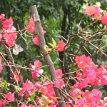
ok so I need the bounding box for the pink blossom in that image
[55,69,63,77]
[76,71,84,81]
[13,71,21,82]
[93,6,101,19]
[85,5,101,19]
[28,104,35,107]
[57,40,67,52]
[35,82,41,90]
[66,104,71,107]
[101,13,107,24]
[34,60,42,68]
[20,103,27,107]
[49,103,58,107]
[84,66,96,81]
[85,6,96,16]
[3,32,17,47]
[30,60,43,79]
[75,54,95,69]
[70,88,81,98]
[91,89,102,101]
[0,14,5,21]
[4,92,15,102]
[2,17,13,28]
[2,17,17,47]
[0,100,3,107]
[31,71,39,79]
[54,79,65,88]
[75,98,86,107]
[2,100,9,105]
[33,35,39,46]
[26,18,36,33]
[19,80,35,96]
[41,82,56,100]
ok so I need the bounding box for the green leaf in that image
[27,93,36,103]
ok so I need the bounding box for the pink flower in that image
[54,79,65,88]
[66,104,71,107]
[0,14,5,21]
[101,13,107,24]
[13,71,21,82]
[33,35,39,46]
[85,6,101,19]
[25,92,30,99]
[57,40,67,52]
[0,100,3,107]
[30,60,43,79]
[49,103,58,107]
[20,103,27,107]
[70,89,81,98]
[26,18,36,33]
[30,60,41,70]
[75,55,95,69]
[93,7,101,19]
[91,89,102,101]
[32,69,43,79]
[75,98,86,107]
[35,82,41,90]
[84,66,96,81]
[3,32,17,47]
[104,97,107,106]
[4,92,15,102]
[76,71,84,81]
[85,6,96,16]
[34,60,42,69]
[19,80,35,96]
[73,78,89,89]
[2,17,13,28]
[41,83,56,99]
[2,17,17,47]
[31,71,39,79]
[56,69,63,77]
[2,100,9,105]
[28,104,35,107]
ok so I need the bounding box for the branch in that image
[31,5,66,107]
[3,46,38,106]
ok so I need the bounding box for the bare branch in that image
[31,5,66,107]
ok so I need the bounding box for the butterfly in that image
[13,44,23,55]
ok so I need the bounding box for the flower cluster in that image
[85,5,107,24]
[70,88,107,107]
[30,60,44,79]
[0,14,17,47]
[0,92,15,106]
[74,55,107,89]
[19,80,36,97]
[66,54,107,107]
[26,17,67,52]
[26,18,46,46]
